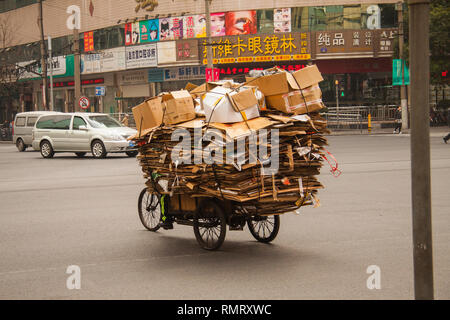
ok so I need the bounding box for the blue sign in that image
[95,86,106,96]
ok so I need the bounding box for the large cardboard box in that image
[160,90,196,125]
[132,97,164,133]
[292,64,324,89]
[266,84,324,114]
[203,86,260,123]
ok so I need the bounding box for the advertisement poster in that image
[225,10,257,35]
[139,19,159,42]
[210,12,225,37]
[184,15,206,38]
[125,22,140,45]
[274,8,291,33]
[125,43,157,69]
[159,17,183,40]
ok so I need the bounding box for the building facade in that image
[0,0,414,122]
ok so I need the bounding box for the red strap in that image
[321,148,341,177]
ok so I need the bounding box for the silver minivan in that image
[32,113,138,159]
[13,111,61,151]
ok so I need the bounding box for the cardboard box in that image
[132,97,164,134]
[252,71,299,96]
[203,86,260,123]
[266,84,324,114]
[160,90,196,125]
[189,82,220,98]
[292,64,324,89]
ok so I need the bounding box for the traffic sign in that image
[79,96,90,110]
[95,86,106,96]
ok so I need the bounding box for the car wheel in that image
[91,140,107,159]
[75,152,86,158]
[126,151,138,157]
[40,140,54,158]
[16,138,26,152]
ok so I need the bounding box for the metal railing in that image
[321,105,399,132]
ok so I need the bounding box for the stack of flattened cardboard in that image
[131,65,330,215]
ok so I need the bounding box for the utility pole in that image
[335,79,339,129]
[38,0,48,110]
[397,2,409,132]
[73,27,81,112]
[409,0,433,300]
[205,0,213,70]
[48,36,54,111]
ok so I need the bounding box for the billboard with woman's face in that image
[210,12,225,36]
[225,10,257,35]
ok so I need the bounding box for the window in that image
[36,115,72,130]
[257,10,274,33]
[26,117,38,127]
[291,7,309,32]
[72,116,87,130]
[87,115,122,128]
[93,26,124,51]
[15,117,26,127]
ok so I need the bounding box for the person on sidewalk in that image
[394,106,402,134]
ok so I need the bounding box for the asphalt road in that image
[0,134,448,299]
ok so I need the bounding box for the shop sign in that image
[47,78,104,88]
[118,70,148,85]
[17,55,74,80]
[216,63,306,76]
[316,29,397,56]
[175,39,199,61]
[200,32,311,64]
[392,59,410,86]
[163,66,206,81]
[84,31,94,52]
[81,47,126,74]
[125,43,157,69]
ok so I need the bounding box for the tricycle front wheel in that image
[248,215,280,243]
[138,188,162,232]
[193,199,226,251]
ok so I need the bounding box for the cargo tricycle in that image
[138,187,280,251]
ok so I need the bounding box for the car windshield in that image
[87,115,122,128]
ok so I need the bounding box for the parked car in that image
[13,111,62,151]
[32,113,138,159]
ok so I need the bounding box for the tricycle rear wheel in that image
[193,199,226,251]
[248,215,280,243]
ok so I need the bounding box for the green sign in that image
[392,59,410,86]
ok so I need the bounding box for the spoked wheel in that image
[138,188,161,232]
[193,199,226,251]
[247,215,280,243]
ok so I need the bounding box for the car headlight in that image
[107,134,124,141]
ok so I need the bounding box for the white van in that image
[32,113,138,159]
[13,111,61,151]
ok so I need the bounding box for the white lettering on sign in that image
[66,5,81,30]
[367,5,381,30]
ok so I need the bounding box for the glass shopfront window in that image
[319,72,399,107]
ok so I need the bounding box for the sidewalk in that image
[327,126,449,137]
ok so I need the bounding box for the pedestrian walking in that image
[393,106,402,134]
[443,133,450,144]
[121,114,129,127]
